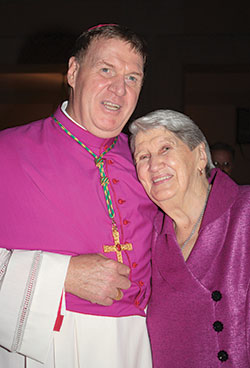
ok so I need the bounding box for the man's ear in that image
[67,57,79,88]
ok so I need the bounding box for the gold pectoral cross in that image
[103,221,133,263]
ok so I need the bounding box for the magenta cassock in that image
[0,105,158,318]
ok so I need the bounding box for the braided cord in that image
[52,116,118,219]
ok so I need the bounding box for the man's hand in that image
[64,253,131,306]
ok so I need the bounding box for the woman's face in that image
[134,127,205,206]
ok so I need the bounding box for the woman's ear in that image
[198,142,208,171]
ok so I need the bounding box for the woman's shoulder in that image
[229,184,250,217]
[236,184,250,202]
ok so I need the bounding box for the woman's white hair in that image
[129,109,214,177]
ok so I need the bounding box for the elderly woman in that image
[129,110,250,368]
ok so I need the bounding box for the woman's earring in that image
[199,168,204,175]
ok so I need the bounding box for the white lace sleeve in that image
[0,249,70,363]
[0,249,11,283]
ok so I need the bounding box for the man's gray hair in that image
[129,109,214,177]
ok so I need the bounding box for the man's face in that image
[211,149,233,175]
[66,37,144,138]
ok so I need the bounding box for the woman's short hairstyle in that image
[70,24,147,70]
[129,109,214,177]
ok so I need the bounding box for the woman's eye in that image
[139,154,149,161]
[161,146,170,153]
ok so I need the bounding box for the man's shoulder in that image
[115,132,135,161]
[117,131,129,144]
[0,117,47,149]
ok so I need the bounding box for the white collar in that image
[61,101,86,131]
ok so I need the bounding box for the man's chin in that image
[94,122,127,138]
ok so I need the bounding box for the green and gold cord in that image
[52,116,118,219]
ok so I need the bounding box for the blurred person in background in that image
[210,141,235,177]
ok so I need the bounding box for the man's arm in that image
[0,249,70,362]
[65,253,131,305]
[0,250,130,362]
[0,248,11,284]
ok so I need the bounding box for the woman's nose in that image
[149,155,164,172]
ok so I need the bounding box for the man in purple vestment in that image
[0,24,158,368]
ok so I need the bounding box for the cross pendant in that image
[103,221,133,263]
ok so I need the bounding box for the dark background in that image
[0,0,250,183]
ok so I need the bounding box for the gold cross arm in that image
[103,222,133,263]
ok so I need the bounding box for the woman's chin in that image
[150,189,173,204]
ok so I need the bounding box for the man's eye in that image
[101,67,110,73]
[129,75,136,81]
[126,75,137,83]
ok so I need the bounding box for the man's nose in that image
[108,76,126,96]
